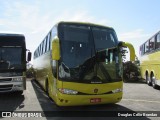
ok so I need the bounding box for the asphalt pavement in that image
[0,79,160,120]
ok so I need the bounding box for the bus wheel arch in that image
[146,71,151,86]
[45,78,49,95]
[16,91,23,95]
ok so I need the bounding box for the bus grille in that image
[0,84,13,91]
[0,78,12,82]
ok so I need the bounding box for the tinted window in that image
[45,36,48,52]
[40,43,43,55]
[0,47,23,70]
[60,25,90,68]
[43,39,46,54]
[149,37,155,51]
[39,45,41,56]
[142,44,145,55]
[156,33,160,49]
[145,41,149,53]
[63,25,89,43]
[47,33,51,51]
[58,23,121,83]
[38,46,40,57]
[92,27,118,50]
[140,45,143,56]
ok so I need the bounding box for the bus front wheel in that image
[151,75,158,89]
[16,91,23,95]
[45,80,49,95]
[146,73,152,86]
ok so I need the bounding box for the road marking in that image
[122,99,160,104]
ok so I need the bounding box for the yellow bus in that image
[0,33,31,94]
[140,30,160,89]
[33,21,135,106]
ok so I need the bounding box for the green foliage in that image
[26,67,35,78]
[123,61,140,82]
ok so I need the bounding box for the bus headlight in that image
[58,88,78,95]
[112,88,122,93]
[12,77,23,82]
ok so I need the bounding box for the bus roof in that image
[0,33,26,47]
[0,33,24,37]
[140,30,160,46]
[56,21,114,30]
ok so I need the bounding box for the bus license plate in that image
[90,98,101,103]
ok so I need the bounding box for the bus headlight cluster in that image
[58,88,78,95]
[112,88,122,93]
[12,77,23,82]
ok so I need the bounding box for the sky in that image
[0,0,160,62]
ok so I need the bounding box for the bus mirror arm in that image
[118,41,136,61]
[27,52,32,62]
[52,37,60,60]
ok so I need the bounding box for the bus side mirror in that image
[27,52,32,62]
[52,37,60,60]
[118,41,136,61]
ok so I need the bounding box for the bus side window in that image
[38,46,40,57]
[145,41,149,53]
[149,37,155,51]
[140,45,145,56]
[156,33,160,49]
[44,37,47,53]
[40,43,43,56]
[46,32,51,51]
[42,39,46,54]
[139,46,142,56]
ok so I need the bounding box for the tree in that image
[134,56,140,66]
[26,67,35,78]
[119,45,140,81]
[123,61,140,82]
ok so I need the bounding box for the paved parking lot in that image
[0,79,160,120]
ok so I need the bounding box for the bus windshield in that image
[59,24,121,83]
[0,47,23,70]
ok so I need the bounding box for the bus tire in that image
[45,80,49,95]
[16,91,23,95]
[151,75,158,89]
[146,73,151,86]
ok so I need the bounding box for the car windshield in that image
[58,23,121,83]
[0,47,23,70]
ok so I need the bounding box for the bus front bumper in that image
[55,92,122,106]
[0,81,26,93]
